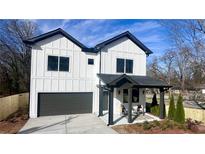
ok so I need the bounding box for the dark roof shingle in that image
[98,73,171,88]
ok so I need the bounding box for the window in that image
[88,58,94,65]
[123,89,128,103]
[126,59,133,73]
[123,88,139,103]
[47,55,69,72]
[116,58,133,73]
[132,88,139,102]
[59,57,69,71]
[117,58,125,73]
[48,56,58,71]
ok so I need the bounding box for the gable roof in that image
[97,73,171,88]
[23,28,87,49]
[23,28,153,55]
[95,31,153,55]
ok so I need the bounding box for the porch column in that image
[128,88,132,123]
[108,87,114,125]
[159,88,165,119]
[98,86,103,117]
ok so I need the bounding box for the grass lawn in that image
[0,109,28,134]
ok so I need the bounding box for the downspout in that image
[25,44,32,118]
[98,48,103,116]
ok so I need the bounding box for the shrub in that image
[150,105,160,116]
[185,118,202,132]
[152,120,160,127]
[143,121,152,130]
[160,119,174,130]
[174,94,185,124]
[168,94,175,120]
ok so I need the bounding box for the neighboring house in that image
[24,28,171,125]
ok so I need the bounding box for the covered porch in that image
[97,74,171,125]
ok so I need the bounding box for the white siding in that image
[101,37,146,76]
[29,34,147,117]
[100,37,147,114]
[29,34,99,118]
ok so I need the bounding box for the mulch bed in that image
[112,120,205,134]
[0,109,28,134]
[112,124,192,134]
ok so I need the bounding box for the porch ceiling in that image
[97,73,172,88]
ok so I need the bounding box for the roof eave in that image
[23,28,87,49]
[95,31,153,55]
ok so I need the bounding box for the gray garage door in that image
[38,92,93,116]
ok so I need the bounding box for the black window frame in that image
[116,58,133,73]
[47,56,58,71]
[88,58,94,65]
[59,57,69,72]
[116,58,125,73]
[126,59,133,73]
[47,55,70,72]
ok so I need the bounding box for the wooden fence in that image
[0,93,29,121]
[166,105,205,123]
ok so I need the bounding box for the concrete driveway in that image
[19,114,117,134]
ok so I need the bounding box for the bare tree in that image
[159,20,205,91]
[160,50,175,85]
[0,20,39,95]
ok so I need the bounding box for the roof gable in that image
[23,28,86,49]
[98,74,171,88]
[24,28,153,55]
[95,31,153,55]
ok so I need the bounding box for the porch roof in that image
[97,73,171,88]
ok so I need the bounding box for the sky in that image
[33,19,171,60]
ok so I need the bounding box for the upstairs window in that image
[117,58,125,73]
[48,56,58,71]
[47,55,69,72]
[88,58,94,65]
[59,57,69,71]
[116,58,133,73]
[126,59,133,73]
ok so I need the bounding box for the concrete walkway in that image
[100,111,160,126]
[19,114,117,134]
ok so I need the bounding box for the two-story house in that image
[24,28,171,125]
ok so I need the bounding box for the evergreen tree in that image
[168,94,175,120]
[174,94,185,123]
[151,93,158,107]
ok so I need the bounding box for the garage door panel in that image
[38,93,93,116]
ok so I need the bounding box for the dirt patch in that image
[112,120,196,134]
[0,109,28,134]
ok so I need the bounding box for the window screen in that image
[59,57,69,71]
[116,58,125,73]
[126,59,133,73]
[48,56,58,71]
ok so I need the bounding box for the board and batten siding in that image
[30,34,99,118]
[101,37,146,75]
[100,37,146,114]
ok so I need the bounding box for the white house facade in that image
[24,28,170,125]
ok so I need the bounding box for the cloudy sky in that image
[34,19,171,59]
